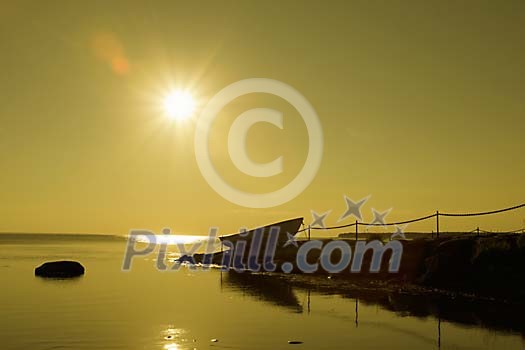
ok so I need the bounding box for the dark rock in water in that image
[35,261,85,278]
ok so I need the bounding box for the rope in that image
[440,203,525,217]
[307,202,524,231]
[310,213,436,230]
[310,222,357,230]
[478,227,525,234]
[508,227,525,233]
[358,213,437,227]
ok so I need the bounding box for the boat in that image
[176,218,304,266]
[218,217,304,248]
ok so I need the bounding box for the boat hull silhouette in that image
[218,217,304,248]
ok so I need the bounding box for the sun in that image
[163,90,195,120]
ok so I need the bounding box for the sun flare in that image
[163,90,195,120]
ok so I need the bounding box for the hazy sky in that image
[1,1,524,235]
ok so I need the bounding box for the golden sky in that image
[1,1,524,235]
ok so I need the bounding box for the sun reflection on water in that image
[161,327,191,350]
[163,343,179,350]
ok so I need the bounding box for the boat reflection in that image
[223,272,303,313]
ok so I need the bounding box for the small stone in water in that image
[211,338,218,342]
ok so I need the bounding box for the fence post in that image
[436,211,440,239]
[308,224,311,241]
[355,220,358,241]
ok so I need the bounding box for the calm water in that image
[0,234,523,350]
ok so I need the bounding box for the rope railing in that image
[304,202,525,239]
[507,227,525,234]
[473,227,524,234]
[310,213,438,230]
[358,213,438,227]
[439,203,525,217]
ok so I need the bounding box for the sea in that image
[0,233,523,349]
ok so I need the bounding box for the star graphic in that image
[369,208,392,226]
[283,232,299,248]
[310,209,331,228]
[391,224,408,240]
[338,195,370,222]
